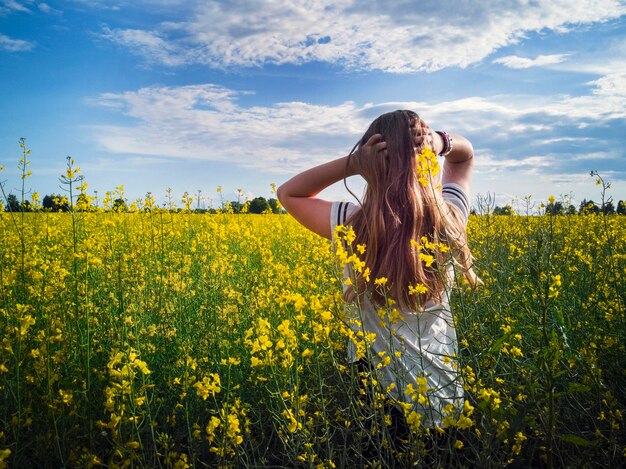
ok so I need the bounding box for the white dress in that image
[330,183,470,428]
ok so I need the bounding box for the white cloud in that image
[493,54,570,69]
[98,0,626,72]
[536,137,592,145]
[68,0,120,10]
[568,151,619,161]
[548,72,626,120]
[589,72,626,97]
[538,35,626,77]
[100,26,185,66]
[424,72,626,132]
[88,84,370,173]
[474,153,552,173]
[0,0,31,14]
[87,69,626,177]
[0,0,62,17]
[0,33,35,51]
[38,2,62,14]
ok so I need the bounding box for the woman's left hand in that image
[349,133,388,176]
[358,133,388,160]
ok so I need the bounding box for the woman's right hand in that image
[413,119,444,155]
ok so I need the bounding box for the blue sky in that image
[1,0,625,210]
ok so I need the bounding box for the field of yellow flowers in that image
[0,146,624,467]
[1,198,624,468]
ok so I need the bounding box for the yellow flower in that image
[374,277,388,286]
[59,389,73,405]
[417,376,428,394]
[20,315,36,337]
[512,431,527,455]
[415,146,440,188]
[548,274,562,299]
[408,283,428,296]
[419,253,435,267]
[406,410,422,430]
[205,416,221,443]
[282,409,301,433]
[194,374,221,400]
[226,411,244,444]
[377,355,391,369]
[133,359,151,375]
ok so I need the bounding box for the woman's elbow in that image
[277,184,292,211]
[466,141,475,162]
[276,184,286,206]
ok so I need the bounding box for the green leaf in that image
[488,336,506,354]
[567,383,591,393]
[560,434,599,447]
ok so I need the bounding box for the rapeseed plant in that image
[0,146,624,467]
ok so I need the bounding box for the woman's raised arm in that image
[277,156,351,239]
[277,135,386,239]
[439,132,474,194]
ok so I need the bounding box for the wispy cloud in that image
[98,0,626,72]
[68,0,120,11]
[550,37,626,75]
[1,0,61,15]
[0,0,31,14]
[536,137,592,145]
[38,2,62,14]
[493,54,570,69]
[474,153,552,173]
[0,33,35,51]
[87,73,626,181]
[550,72,626,120]
[100,26,185,66]
[88,84,368,173]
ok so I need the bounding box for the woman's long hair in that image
[343,110,480,310]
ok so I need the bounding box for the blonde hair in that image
[343,110,480,310]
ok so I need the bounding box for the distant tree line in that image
[224,197,283,214]
[1,193,285,214]
[486,199,626,216]
[5,192,625,215]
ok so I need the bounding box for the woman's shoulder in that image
[441,183,470,224]
[330,201,359,230]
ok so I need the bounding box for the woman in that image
[277,109,478,436]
